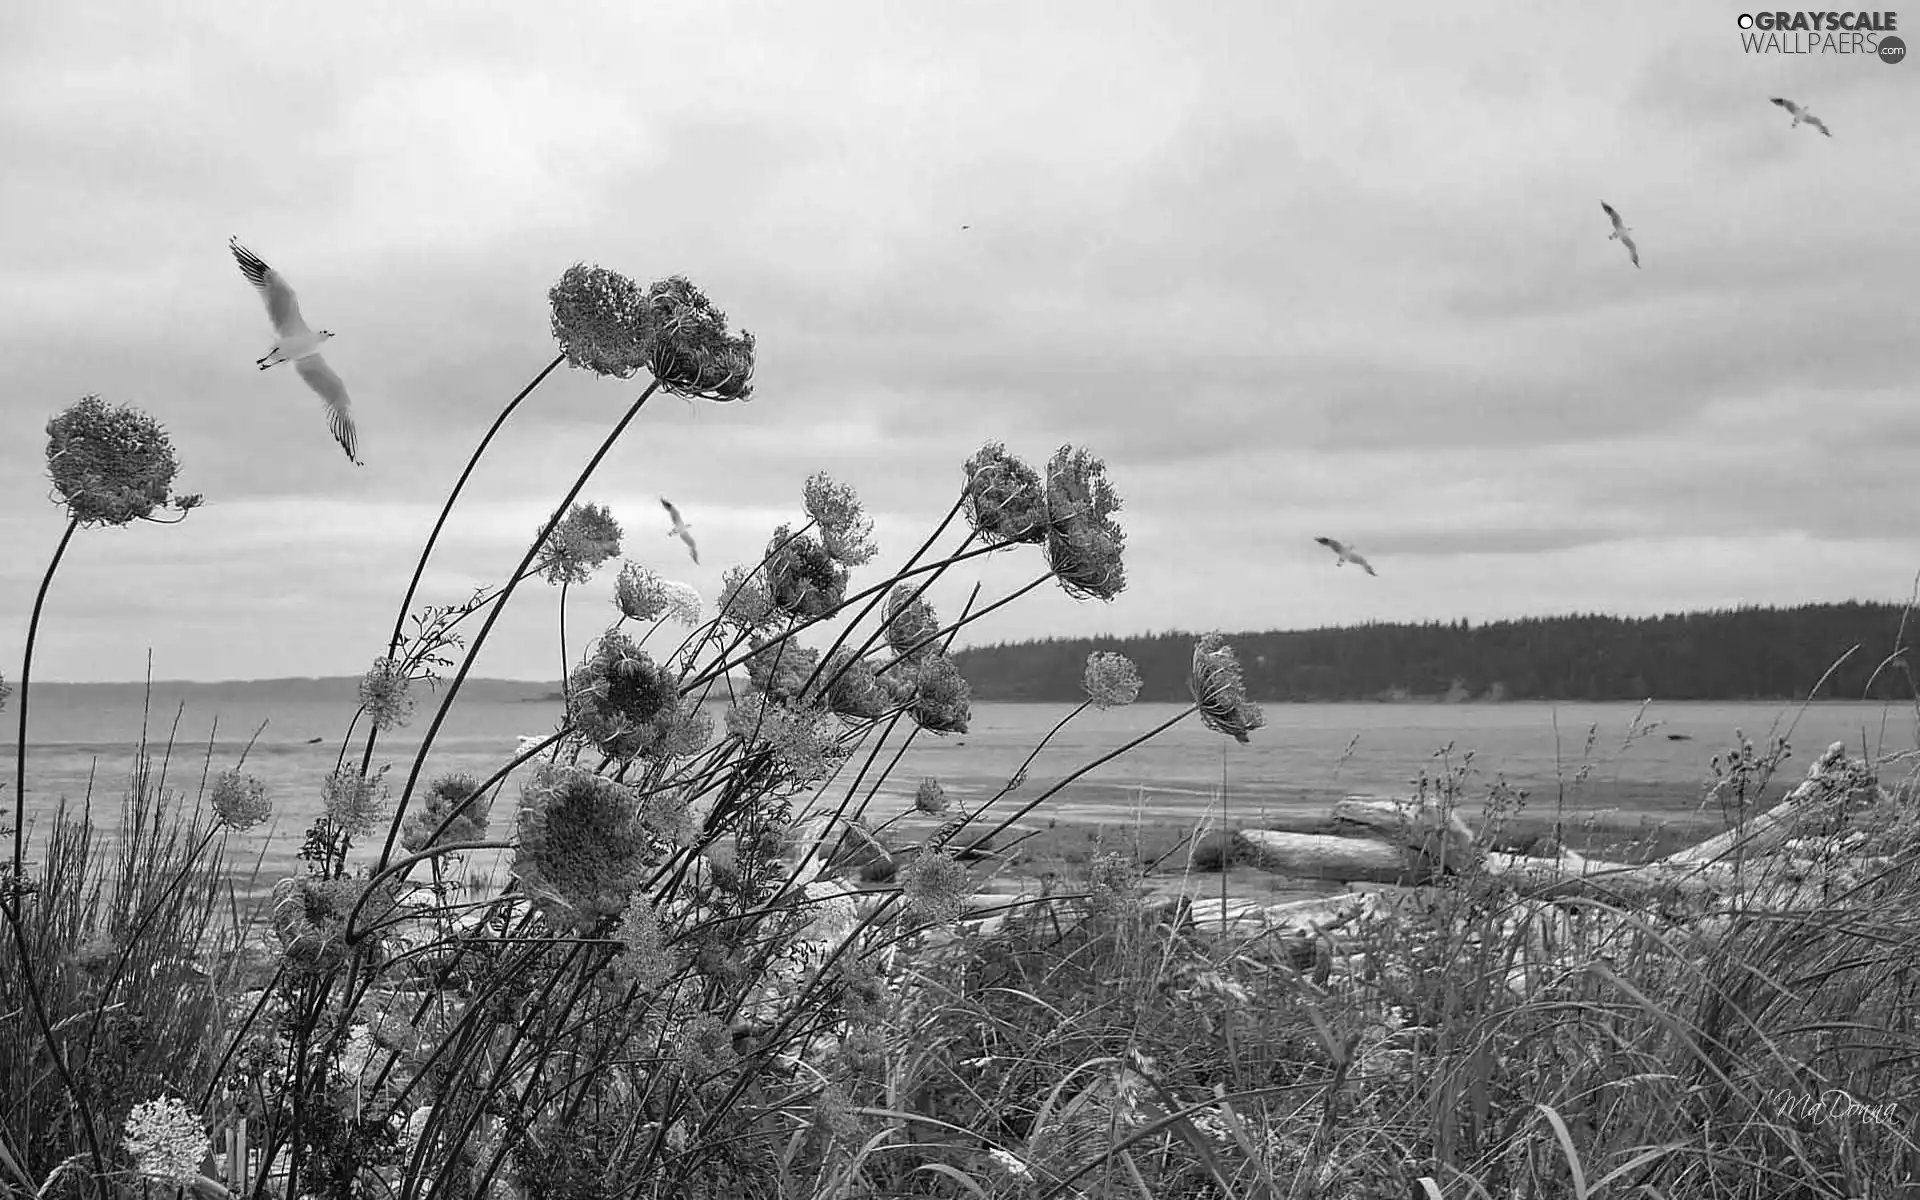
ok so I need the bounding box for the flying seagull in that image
[660,496,700,565]
[1769,97,1832,137]
[1599,201,1640,269]
[229,237,362,465]
[1314,536,1378,576]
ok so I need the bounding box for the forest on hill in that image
[950,602,1920,703]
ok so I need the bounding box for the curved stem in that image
[12,515,80,879]
[371,381,661,879]
[970,704,1201,849]
[558,578,573,711]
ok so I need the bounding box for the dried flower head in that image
[210,768,273,831]
[400,772,491,854]
[659,579,703,627]
[322,767,390,838]
[1043,446,1127,601]
[962,441,1046,546]
[1084,651,1143,709]
[907,653,972,735]
[122,1096,209,1185]
[744,637,821,704]
[539,501,623,585]
[643,275,757,402]
[640,787,694,846]
[1085,851,1140,914]
[45,395,185,527]
[719,564,778,631]
[549,264,652,379]
[514,764,652,930]
[900,849,970,925]
[821,650,888,720]
[568,632,679,760]
[611,895,675,991]
[1190,633,1266,745]
[885,586,942,664]
[803,472,878,566]
[914,777,949,817]
[725,694,845,785]
[269,875,398,973]
[358,656,415,732]
[765,526,849,619]
[658,704,714,759]
[613,560,669,621]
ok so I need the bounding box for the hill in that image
[950,602,1919,703]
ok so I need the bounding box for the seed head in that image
[744,637,821,704]
[514,764,652,931]
[962,441,1046,546]
[907,653,972,735]
[568,632,680,760]
[121,1096,209,1185]
[269,875,398,973]
[613,560,669,621]
[1190,633,1266,745]
[643,275,757,403]
[400,772,491,854]
[358,656,415,731]
[914,777,949,817]
[539,501,623,586]
[821,650,887,720]
[900,849,970,925]
[549,264,652,379]
[719,564,778,632]
[1042,446,1127,601]
[765,526,849,619]
[885,586,942,664]
[210,768,273,831]
[1083,651,1142,708]
[659,579,703,627]
[658,704,714,759]
[803,472,878,566]
[322,767,390,838]
[45,395,186,527]
[612,895,676,991]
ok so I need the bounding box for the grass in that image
[7,271,1920,1200]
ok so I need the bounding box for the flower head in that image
[765,526,849,619]
[269,875,398,973]
[962,441,1046,546]
[1190,633,1266,745]
[568,632,680,760]
[539,501,623,586]
[719,564,778,631]
[611,896,676,991]
[643,275,757,402]
[122,1096,209,1185]
[660,579,703,627]
[900,850,970,925]
[659,704,714,759]
[725,694,845,785]
[803,472,878,566]
[358,656,415,731]
[821,650,888,720]
[549,264,652,379]
[322,767,390,838]
[400,772,492,854]
[45,396,186,527]
[907,653,972,735]
[514,764,653,930]
[1043,446,1127,601]
[1084,651,1143,709]
[885,586,942,664]
[210,768,273,831]
[914,777,949,817]
[614,560,669,621]
[744,637,821,704]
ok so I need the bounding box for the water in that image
[3,686,1914,898]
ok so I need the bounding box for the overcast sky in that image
[2,1,1914,683]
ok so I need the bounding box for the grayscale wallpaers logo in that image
[1735,10,1905,60]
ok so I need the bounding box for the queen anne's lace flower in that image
[121,1096,208,1185]
[1042,446,1126,601]
[803,472,878,566]
[613,560,669,621]
[660,579,702,626]
[885,586,942,664]
[719,564,778,631]
[539,502,623,585]
[643,275,757,402]
[907,654,972,734]
[549,264,652,379]
[962,442,1046,546]
[45,395,186,527]
[821,650,887,720]
[901,849,970,925]
[1083,651,1142,708]
[744,638,821,704]
[358,655,415,731]
[322,767,390,838]
[914,777,949,817]
[568,632,680,760]
[400,772,491,854]
[1191,633,1266,744]
[210,768,272,831]
[514,764,652,931]
[765,524,850,619]
[270,875,399,973]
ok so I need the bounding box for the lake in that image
[3,687,1914,894]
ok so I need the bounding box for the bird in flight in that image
[660,496,700,565]
[961,224,971,230]
[1314,536,1378,576]
[229,237,362,465]
[1769,97,1832,137]
[1599,201,1640,269]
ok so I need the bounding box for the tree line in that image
[951,602,1920,703]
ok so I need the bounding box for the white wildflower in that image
[987,1147,1032,1178]
[660,579,702,627]
[122,1096,208,1185]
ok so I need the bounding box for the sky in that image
[1,1,1914,683]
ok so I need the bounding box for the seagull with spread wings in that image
[1599,202,1640,269]
[1314,536,1378,577]
[1770,97,1832,137]
[230,237,363,465]
[661,496,700,565]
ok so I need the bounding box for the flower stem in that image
[11,514,79,880]
[970,704,1201,848]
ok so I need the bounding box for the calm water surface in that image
[4,691,1913,893]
